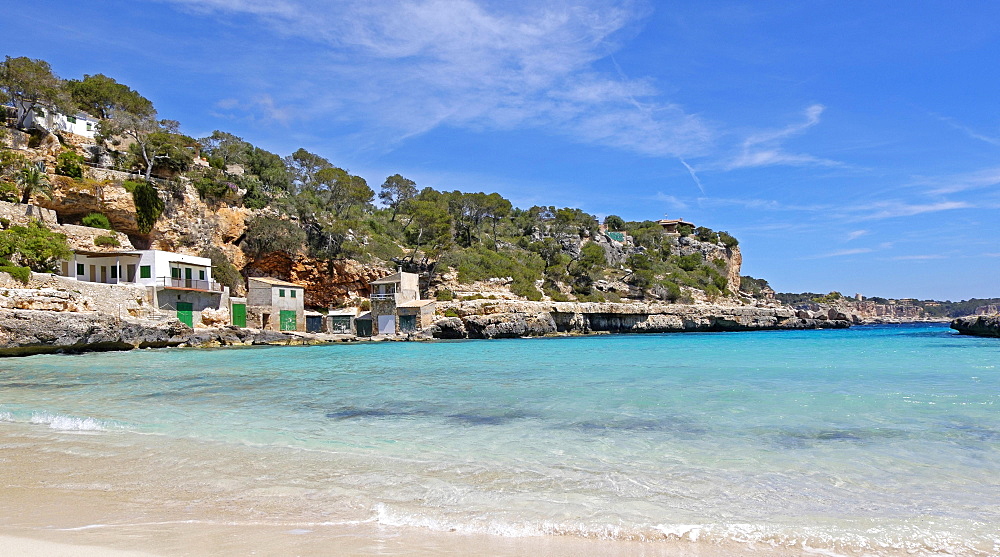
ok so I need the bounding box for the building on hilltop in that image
[246,277,305,332]
[366,271,434,336]
[11,100,98,139]
[59,248,228,327]
[657,218,695,234]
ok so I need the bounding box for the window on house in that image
[199,270,205,280]
[171,267,181,279]
[279,289,285,298]
[291,289,296,298]
[76,263,84,275]
[140,265,151,279]
[67,116,76,124]
[86,122,92,131]
[111,266,118,279]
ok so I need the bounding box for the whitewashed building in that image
[60,249,227,326]
[13,101,98,139]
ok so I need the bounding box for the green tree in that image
[199,130,251,168]
[0,221,72,272]
[0,56,69,129]
[379,174,417,222]
[131,181,164,234]
[16,161,50,204]
[481,192,512,250]
[201,246,243,292]
[285,148,331,193]
[64,73,152,120]
[245,146,290,193]
[314,167,374,218]
[242,216,306,258]
[604,214,626,230]
[126,127,195,178]
[529,237,569,277]
[403,190,452,259]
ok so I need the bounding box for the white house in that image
[59,249,227,326]
[13,101,99,139]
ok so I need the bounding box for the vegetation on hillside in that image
[1,54,745,302]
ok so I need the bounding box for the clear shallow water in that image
[2,324,999,555]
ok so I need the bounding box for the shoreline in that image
[0,301,855,357]
[0,302,957,358]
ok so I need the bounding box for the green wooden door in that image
[399,314,417,333]
[279,310,297,331]
[176,302,193,327]
[232,303,246,328]
[184,267,193,288]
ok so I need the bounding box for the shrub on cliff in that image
[676,253,703,272]
[81,212,113,230]
[435,289,454,301]
[0,260,30,284]
[438,245,544,301]
[93,234,120,247]
[55,150,85,179]
[718,231,739,248]
[0,221,71,273]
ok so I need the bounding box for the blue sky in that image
[6,1,999,300]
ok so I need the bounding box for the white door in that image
[377,314,395,335]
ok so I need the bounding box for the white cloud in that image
[915,167,1000,195]
[891,254,947,261]
[858,200,972,220]
[846,229,869,241]
[933,113,1000,147]
[159,0,713,157]
[653,193,689,210]
[726,104,841,169]
[811,247,874,259]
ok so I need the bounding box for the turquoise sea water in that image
[2,324,999,555]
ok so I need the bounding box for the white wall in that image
[16,101,97,139]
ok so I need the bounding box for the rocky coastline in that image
[950,314,1000,338]
[424,299,849,340]
[0,309,339,357]
[0,298,853,356]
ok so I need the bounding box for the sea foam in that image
[29,412,110,431]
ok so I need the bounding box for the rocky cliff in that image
[951,314,1000,338]
[246,252,387,308]
[792,300,935,324]
[426,299,848,339]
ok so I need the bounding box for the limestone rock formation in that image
[247,252,386,308]
[428,300,849,339]
[951,315,1000,337]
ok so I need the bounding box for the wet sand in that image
[0,424,815,557]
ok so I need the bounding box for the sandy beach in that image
[1,424,811,557]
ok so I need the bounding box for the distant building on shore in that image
[246,277,305,332]
[366,271,434,336]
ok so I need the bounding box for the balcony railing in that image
[370,292,395,300]
[157,277,224,292]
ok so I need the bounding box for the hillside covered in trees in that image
[1,55,751,306]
